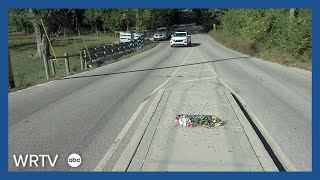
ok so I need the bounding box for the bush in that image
[221,9,311,63]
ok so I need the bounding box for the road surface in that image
[9,24,311,171]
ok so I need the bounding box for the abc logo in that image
[67,153,81,167]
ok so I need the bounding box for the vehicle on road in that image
[170,31,191,47]
[153,27,170,41]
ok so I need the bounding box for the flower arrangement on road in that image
[174,114,224,128]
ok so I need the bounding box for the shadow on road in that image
[60,56,249,80]
[190,43,201,47]
[171,43,201,48]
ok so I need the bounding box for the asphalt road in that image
[9,41,186,171]
[9,24,311,171]
[194,32,311,171]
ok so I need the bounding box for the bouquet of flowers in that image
[174,114,224,128]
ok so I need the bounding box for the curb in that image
[112,89,165,171]
[219,78,297,171]
[195,44,296,171]
[224,90,278,171]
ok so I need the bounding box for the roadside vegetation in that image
[196,9,312,71]
[9,9,312,92]
[9,34,116,91]
[9,34,157,92]
[8,9,175,91]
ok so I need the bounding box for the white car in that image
[170,31,191,47]
[154,27,170,41]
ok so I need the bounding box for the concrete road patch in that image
[114,78,277,171]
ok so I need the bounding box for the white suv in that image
[170,31,191,47]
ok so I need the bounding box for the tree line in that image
[9,9,179,58]
[9,9,178,35]
[196,9,312,63]
[9,9,311,63]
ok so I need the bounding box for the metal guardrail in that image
[82,37,146,66]
[45,37,148,80]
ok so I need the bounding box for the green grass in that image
[208,30,312,71]
[9,34,157,92]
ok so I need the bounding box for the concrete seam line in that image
[221,90,261,171]
[146,47,195,98]
[224,90,278,172]
[176,69,211,74]
[195,46,296,171]
[112,89,165,171]
[194,47,218,77]
[100,48,194,171]
[138,90,171,171]
[94,99,149,171]
[177,77,215,83]
[224,90,266,170]
[197,47,264,170]
[219,80,296,171]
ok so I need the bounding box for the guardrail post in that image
[80,55,84,70]
[50,58,56,76]
[43,55,50,80]
[82,50,87,69]
[64,52,70,76]
[84,60,88,69]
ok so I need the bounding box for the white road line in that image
[146,47,195,98]
[194,48,218,77]
[112,89,165,171]
[94,100,148,171]
[9,81,54,95]
[175,69,211,75]
[195,47,297,171]
[94,47,195,171]
[177,77,215,83]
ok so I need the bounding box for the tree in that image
[135,9,140,30]
[83,9,105,34]
[213,8,311,62]
[194,9,228,30]
[9,9,32,35]
[29,8,49,59]
[22,9,179,59]
[29,9,65,59]
[73,9,85,36]
[100,9,177,32]
[134,9,177,29]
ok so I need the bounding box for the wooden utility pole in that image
[8,50,15,89]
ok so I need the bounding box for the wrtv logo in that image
[13,155,58,167]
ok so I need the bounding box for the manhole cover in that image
[174,114,225,128]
